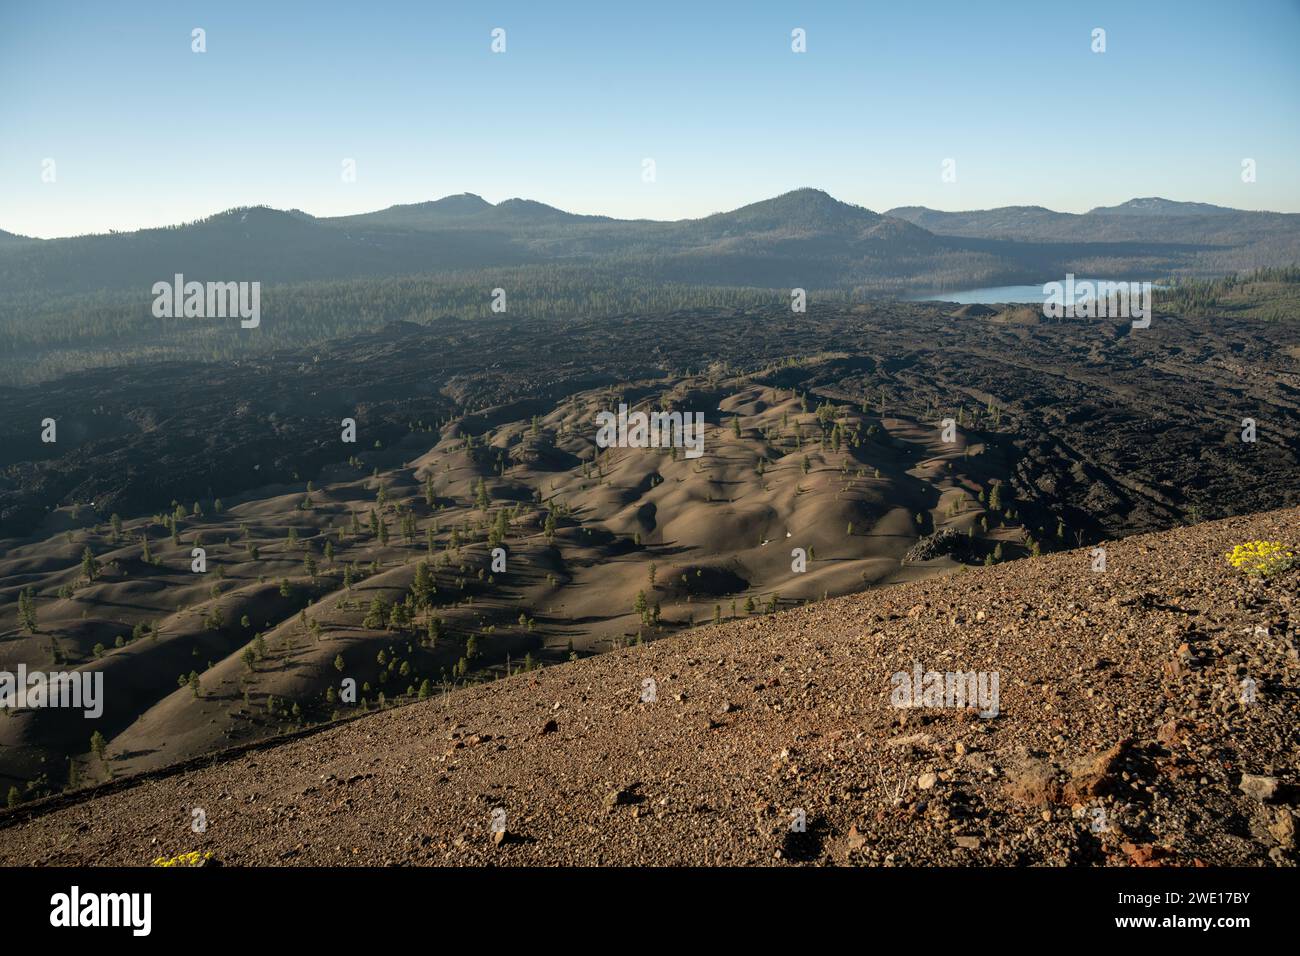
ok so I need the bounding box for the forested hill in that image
[5,188,1299,304]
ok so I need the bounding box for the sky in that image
[2,0,1298,238]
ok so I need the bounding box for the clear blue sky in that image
[2,0,1298,238]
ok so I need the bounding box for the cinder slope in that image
[0,507,1295,866]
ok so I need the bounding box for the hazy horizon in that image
[3,0,1298,239]
[9,186,1300,242]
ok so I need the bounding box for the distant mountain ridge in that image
[1087,197,1237,216]
[1,188,1297,303]
[334,192,614,229]
[0,228,38,247]
[885,196,1297,246]
[9,187,1293,241]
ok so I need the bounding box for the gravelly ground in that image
[0,508,1296,867]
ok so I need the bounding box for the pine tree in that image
[364,597,387,629]
[488,509,509,548]
[412,561,434,608]
[17,587,37,633]
[80,546,99,583]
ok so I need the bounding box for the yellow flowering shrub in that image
[1225,540,1295,577]
[151,850,214,867]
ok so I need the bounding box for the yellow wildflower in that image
[150,850,214,867]
[1224,540,1294,577]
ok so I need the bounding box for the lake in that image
[908,284,1053,304]
[909,280,1163,306]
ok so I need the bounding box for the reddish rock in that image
[1064,739,1132,802]
[1119,842,1173,866]
[1156,719,1188,747]
[1004,759,1062,807]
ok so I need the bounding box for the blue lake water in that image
[909,280,1163,305]
[909,284,1053,304]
